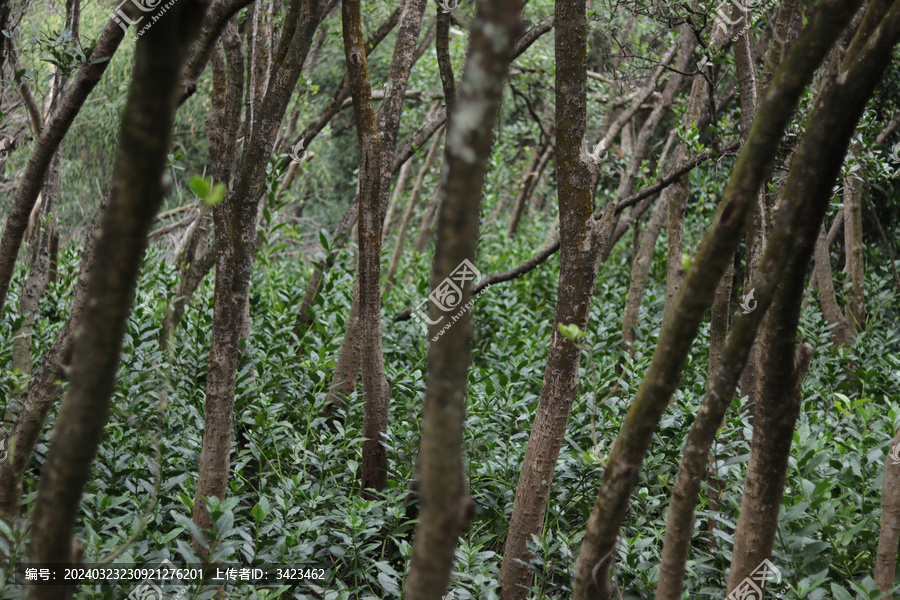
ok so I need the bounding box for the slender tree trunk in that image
[876,429,900,598]
[385,127,444,294]
[843,175,865,334]
[621,194,668,353]
[814,223,851,346]
[334,0,427,496]
[192,0,323,536]
[498,0,615,596]
[11,155,60,386]
[572,1,870,594]
[403,0,522,595]
[507,140,551,236]
[162,21,242,349]
[653,5,900,597]
[0,18,126,317]
[383,158,413,239]
[25,4,207,593]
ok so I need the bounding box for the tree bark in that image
[572,0,867,594]
[403,0,523,592]
[653,6,900,597]
[0,17,126,317]
[334,0,427,496]
[162,20,243,349]
[876,429,900,598]
[26,3,207,592]
[192,0,323,536]
[498,0,613,597]
[814,222,851,346]
[385,127,444,294]
[621,194,668,353]
[843,175,865,334]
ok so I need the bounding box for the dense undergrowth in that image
[0,203,898,600]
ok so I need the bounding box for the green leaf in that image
[558,323,585,340]
[252,503,266,523]
[203,182,227,207]
[190,175,211,199]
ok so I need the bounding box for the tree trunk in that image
[653,6,900,598]
[382,158,413,238]
[498,0,614,597]
[814,222,851,346]
[843,175,865,334]
[403,0,522,595]
[162,20,242,349]
[385,127,444,294]
[0,17,126,317]
[621,194,668,353]
[336,0,427,496]
[26,4,207,593]
[507,140,551,236]
[727,340,813,592]
[573,1,868,594]
[192,0,323,537]
[876,429,900,598]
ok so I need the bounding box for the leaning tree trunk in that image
[814,222,852,346]
[161,20,242,349]
[876,429,900,598]
[25,3,208,595]
[497,0,614,596]
[655,3,900,597]
[572,0,870,594]
[843,174,865,335]
[192,0,323,536]
[385,126,444,294]
[0,17,126,317]
[621,194,668,353]
[403,1,522,598]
